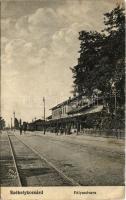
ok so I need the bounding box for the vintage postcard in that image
[0,0,125,200]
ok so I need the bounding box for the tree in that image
[15,118,20,129]
[71,31,105,96]
[0,117,5,130]
[71,6,125,128]
[102,6,125,114]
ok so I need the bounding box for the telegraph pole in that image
[13,112,15,132]
[97,92,99,106]
[43,97,46,135]
[11,118,12,130]
[111,82,117,116]
[114,89,117,116]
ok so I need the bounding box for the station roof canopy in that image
[50,94,83,110]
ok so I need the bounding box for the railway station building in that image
[45,93,104,134]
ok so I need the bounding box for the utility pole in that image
[11,118,12,130]
[34,117,37,131]
[111,82,117,116]
[114,90,117,116]
[97,93,99,106]
[13,112,15,132]
[43,97,46,135]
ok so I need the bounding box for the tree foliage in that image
[0,117,5,130]
[71,6,125,124]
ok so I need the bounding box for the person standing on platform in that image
[19,126,22,135]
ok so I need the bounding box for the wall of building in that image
[52,107,61,119]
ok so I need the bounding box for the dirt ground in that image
[16,131,125,186]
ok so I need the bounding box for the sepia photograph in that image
[0,0,125,199]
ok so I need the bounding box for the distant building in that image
[27,119,45,131]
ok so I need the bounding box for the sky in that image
[1,0,119,125]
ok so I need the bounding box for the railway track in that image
[6,133,80,186]
[7,133,22,186]
[0,132,20,186]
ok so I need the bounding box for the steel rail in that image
[7,133,22,186]
[14,134,80,186]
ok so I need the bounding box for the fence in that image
[79,128,125,139]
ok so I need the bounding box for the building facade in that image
[27,92,104,134]
[46,93,104,134]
